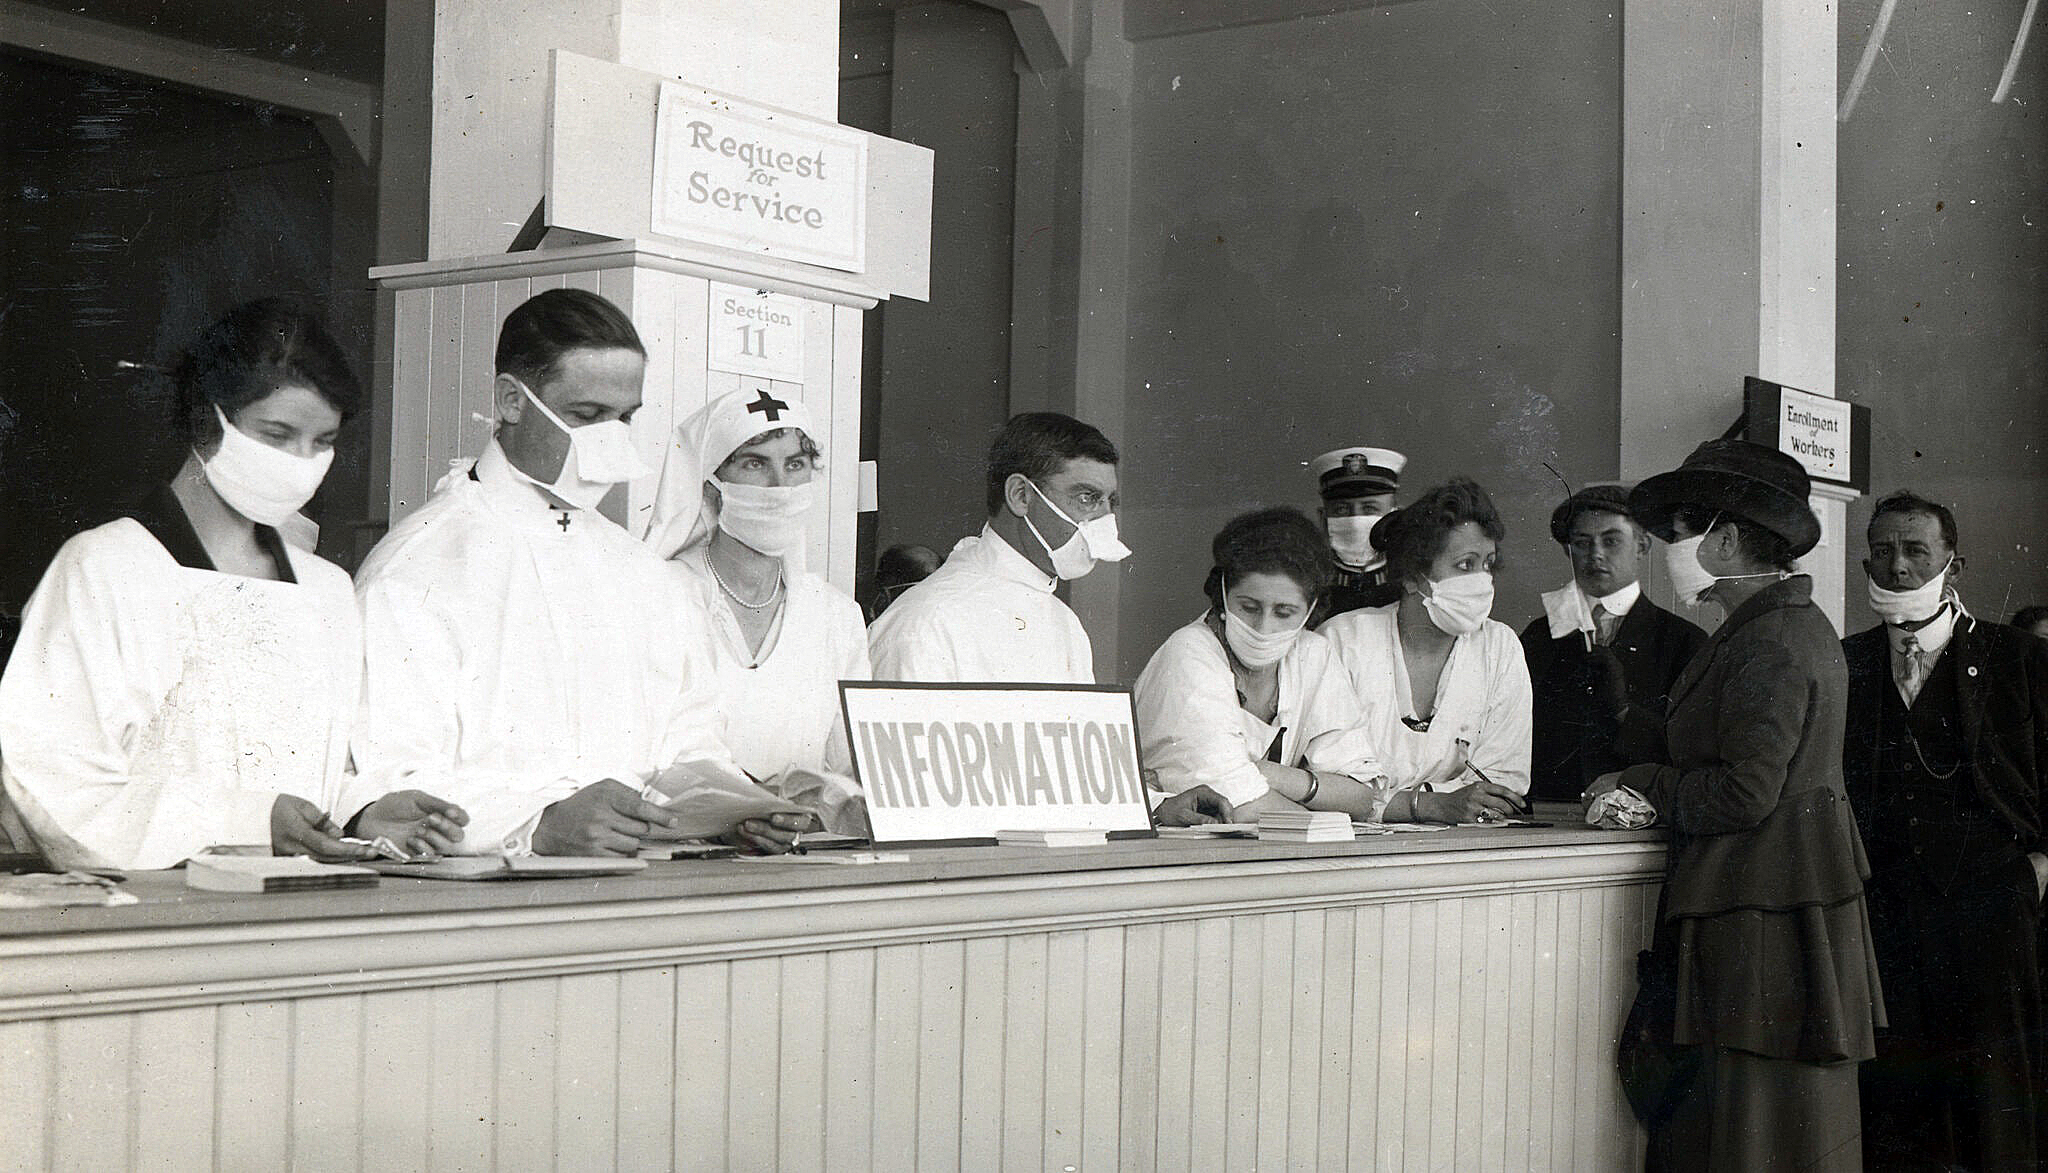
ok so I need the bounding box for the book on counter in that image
[186,854,379,893]
[367,856,649,881]
[996,828,1109,848]
[1255,811,1356,843]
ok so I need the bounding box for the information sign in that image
[840,683,1158,845]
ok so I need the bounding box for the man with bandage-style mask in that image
[868,412,1233,827]
[869,412,1129,685]
[1843,490,2048,1172]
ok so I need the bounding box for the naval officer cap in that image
[1311,446,1406,500]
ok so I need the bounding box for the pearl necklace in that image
[705,549,783,610]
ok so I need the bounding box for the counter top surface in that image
[1,804,1661,938]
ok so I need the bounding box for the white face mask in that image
[1868,555,1953,626]
[1219,584,1310,669]
[514,379,652,511]
[1663,521,1788,607]
[1421,570,1495,636]
[1022,477,1131,581]
[198,405,333,526]
[1662,535,1719,608]
[1326,515,1379,567]
[713,478,813,557]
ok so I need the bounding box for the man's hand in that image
[271,794,372,859]
[725,811,819,855]
[534,780,682,857]
[2030,851,2047,904]
[1155,785,1235,827]
[352,790,469,856]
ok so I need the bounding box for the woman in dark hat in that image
[1587,440,1882,1171]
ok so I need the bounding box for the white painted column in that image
[1622,1,1844,627]
[424,0,837,260]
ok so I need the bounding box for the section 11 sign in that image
[840,683,1158,845]
[652,83,868,273]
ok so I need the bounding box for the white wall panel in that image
[4,847,1660,1171]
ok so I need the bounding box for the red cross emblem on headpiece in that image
[746,390,790,422]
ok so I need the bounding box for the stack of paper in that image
[1256,811,1355,843]
[187,855,378,893]
[996,828,1108,848]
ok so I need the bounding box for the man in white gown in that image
[869,412,1129,684]
[868,412,1232,825]
[349,289,769,856]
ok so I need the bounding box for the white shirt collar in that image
[1887,603,1959,659]
[1583,580,1641,618]
[968,523,1059,593]
[473,440,609,533]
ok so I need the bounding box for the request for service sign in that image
[1745,376,1871,492]
[841,683,1158,844]
[652,83,868,273]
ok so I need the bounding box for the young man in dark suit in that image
[1845,490,2048,1171]
[1518,484,1706,803]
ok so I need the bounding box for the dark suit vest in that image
[1862,644,2024,893]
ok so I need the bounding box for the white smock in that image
[1318,602,1533,794]
[1133,616,1385,811]
[0,518,359,869]
[670,555,871,779]
[868,525,1094,684]
[348,441,740,853]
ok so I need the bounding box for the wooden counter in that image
[1,818,1663,1171]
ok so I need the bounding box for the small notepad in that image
[996,829,1109,848]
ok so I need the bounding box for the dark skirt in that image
[1647,1048,1863,1172]
[1672,893,1885,1064]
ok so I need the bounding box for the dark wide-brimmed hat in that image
[1628,439,1820,557]
[1548,483,1635,544]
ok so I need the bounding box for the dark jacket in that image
[1314,563,1401,627]
[1518,596,1706,802]
[1619,576,1881,1062]
[1842,615,2048,866]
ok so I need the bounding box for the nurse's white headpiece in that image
[645,388,819,563]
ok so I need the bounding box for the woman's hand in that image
[1420,781,1526,824]
[1582,771,1626,813]
[726,811,820,855]
[1155,785,1235,827]
[353,790,469,856]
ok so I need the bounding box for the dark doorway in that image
[1,49,369,660]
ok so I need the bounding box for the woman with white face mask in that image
[645,390,871,840]
[0,299,465,870]
[1585,439,1881,1172]
[1135,507,1416,822]
[1320,478,1534,821]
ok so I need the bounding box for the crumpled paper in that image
[641,760,870,838]
[1585,785,1657,830]
[642,759,808,838]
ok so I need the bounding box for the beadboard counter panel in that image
[1,828,1663,1172]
